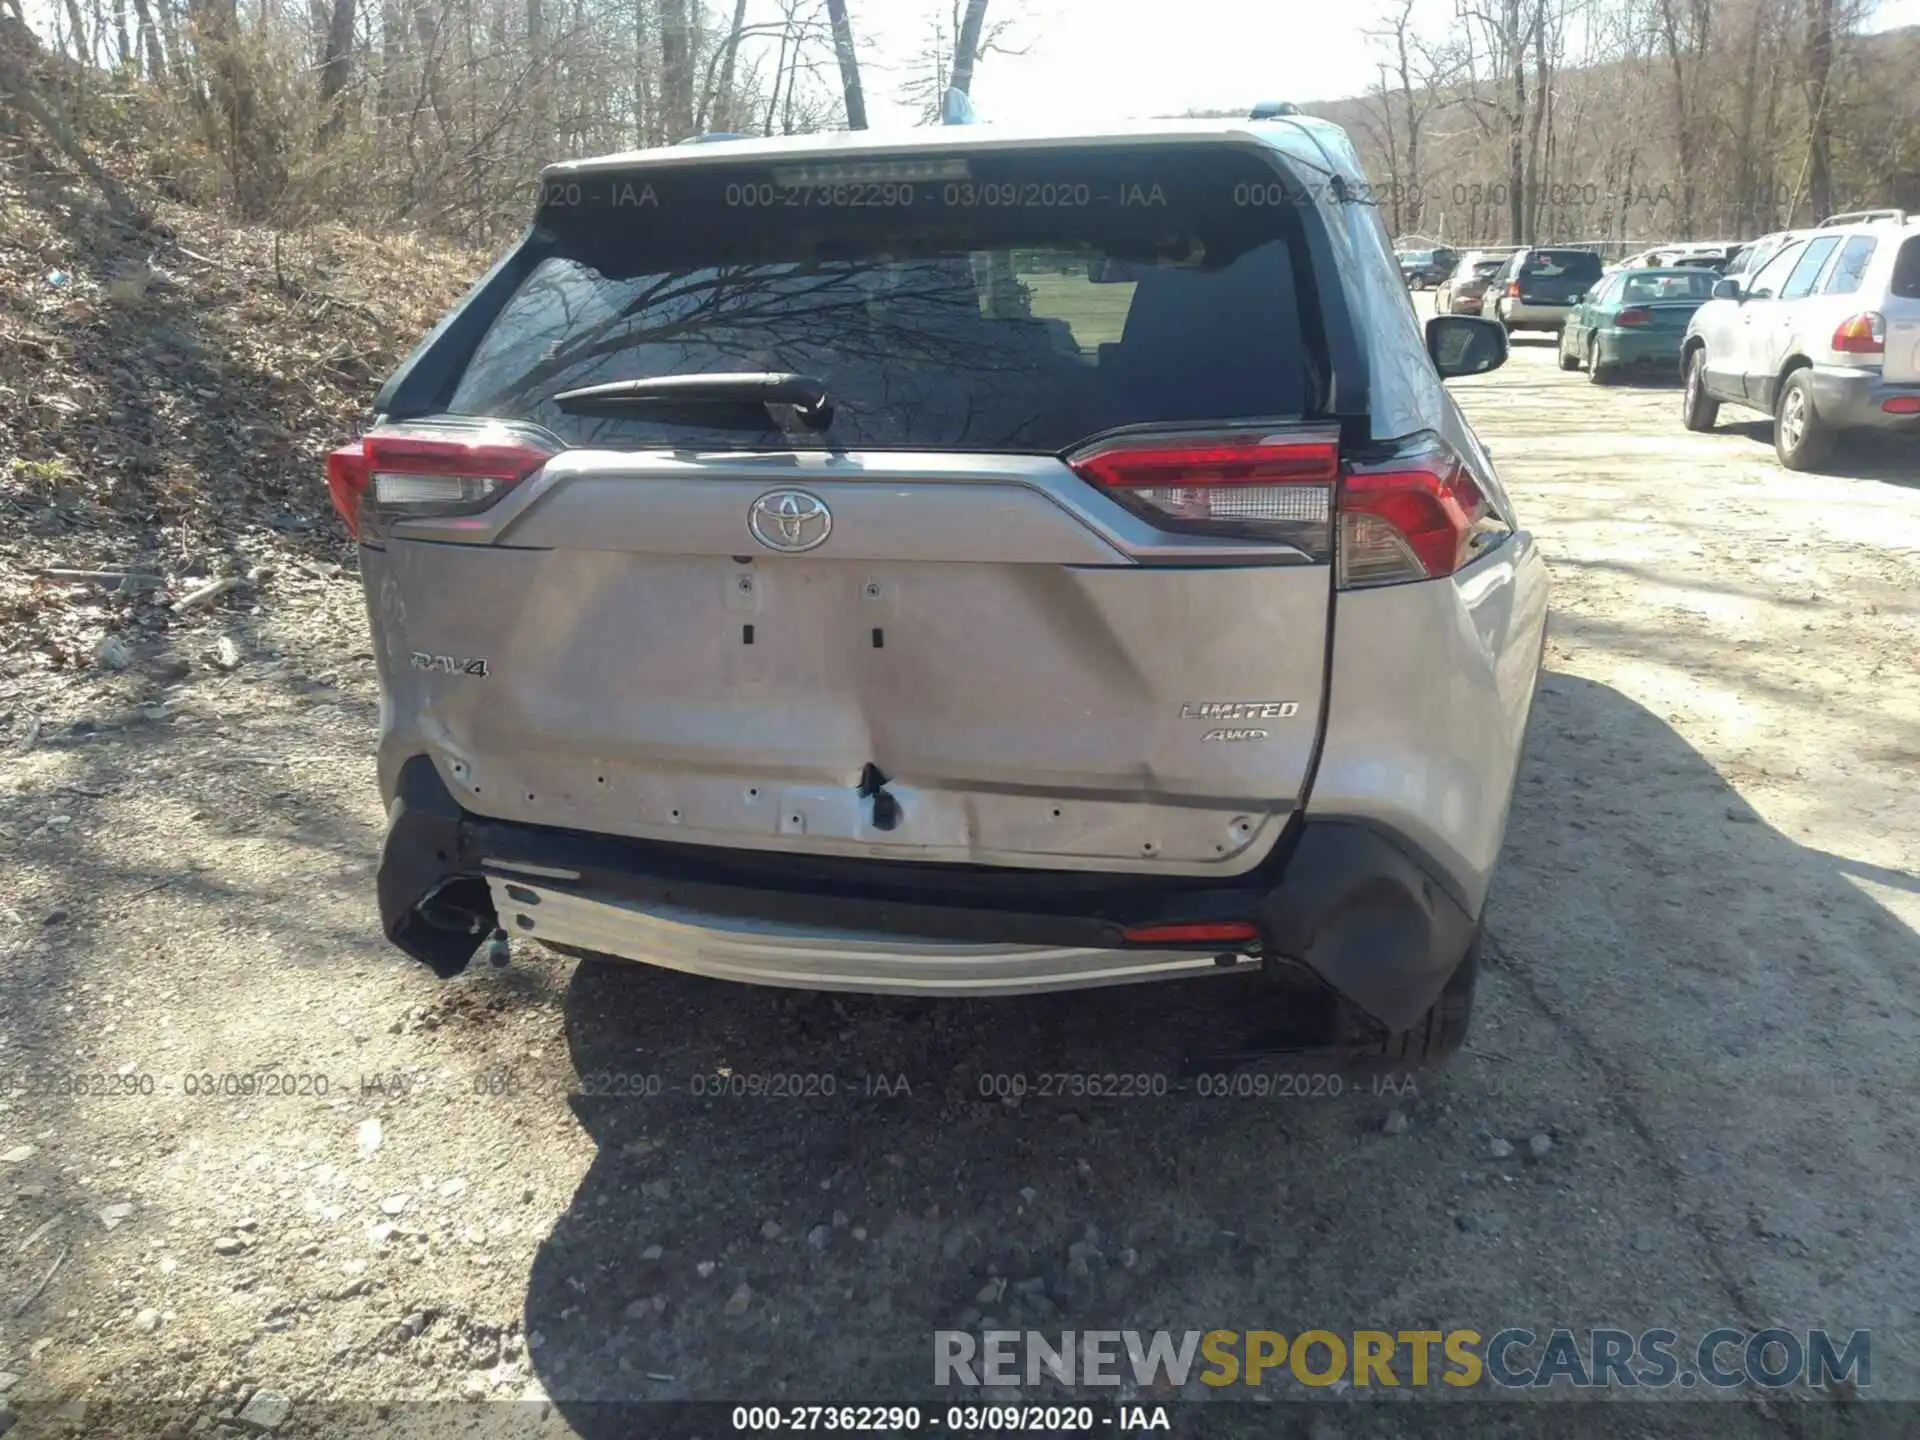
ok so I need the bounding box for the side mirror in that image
[1426,314,1508,379]
[1712,277,1742,301]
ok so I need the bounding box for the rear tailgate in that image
[363,143,1348,876]
[1885,234,1920,383]
[1518,250,1603,304]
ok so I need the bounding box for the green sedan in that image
[1558,267,1719,384]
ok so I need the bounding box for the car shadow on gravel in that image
[1716,419,1920,485]
[517,670,1920,1435]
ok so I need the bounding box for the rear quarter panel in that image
[1307,534,1550,916]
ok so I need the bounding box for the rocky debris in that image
[236,1389,292,1433]
[213,1236,246,1255]
[759,1220,783,1240]
[133,1307,161,1332]
[723,1282,752,1316]
[1528,1132,1553,1158]
[98,1202,136,1230]
[212,635,245,671]
[805,1224,832,1253]
[2,1145,36,1164]
[1381,1109,1410,1135]
[379,1194,411,1217]
[696,1261,715,1278]
[640,1244,663,1260]
[1488,1137,1515,1159]
[93,634,131,670]
[355,1118,382,1159]
[437,1177,467,1200]
[832,1210,849,1229]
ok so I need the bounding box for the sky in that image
[842,0,1920,131]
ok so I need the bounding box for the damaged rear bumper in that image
[378,756,1478,1031]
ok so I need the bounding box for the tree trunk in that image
[1507,0,1527,243]
[412,0,453,137]
[705,0,748,131]
[658,0,692,140]
[112,0,132,68]
[1805,0,1833,221]
[317,0,357,141]
[129,0,165,77]
[824,0,866,129]
[525,0,545,150]
[950,0,988,96]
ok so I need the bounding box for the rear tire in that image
[1586,337,1613,384]
[1682,348,1719,431]
[1359,935,1480,1067]
[1774,368,1835,471]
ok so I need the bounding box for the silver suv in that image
[328,116,1549,1064]
[1682,214,1920,468]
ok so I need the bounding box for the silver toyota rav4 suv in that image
[327,114,1549,1065]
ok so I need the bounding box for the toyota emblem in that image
[748,489,832,553]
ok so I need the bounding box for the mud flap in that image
[377,756,495,977]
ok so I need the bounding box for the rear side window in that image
[1521,249,1603,282]
[447,147,1330,452]
[1893,236,1920,299]
[1781,236,1841,299]
[1820,236,1877,294]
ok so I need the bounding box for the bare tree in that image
[823,0,865,128]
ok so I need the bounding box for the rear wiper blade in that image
[553,372,834,430]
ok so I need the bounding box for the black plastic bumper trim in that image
[375,755,1476,1027]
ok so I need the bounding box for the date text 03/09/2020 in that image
[728,1404,1173,1433]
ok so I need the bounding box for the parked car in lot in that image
[1398,246,1458,289]
[327,114,1546,1066]
[1559,267,1718,382]
[1681,215,1920,469]
[1491,246,1606,333]
[1612,241,1736,274]
[1435,252,1514,315]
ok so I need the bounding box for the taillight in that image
[1067,430,1338,557]
[325,422,559,541]
[325,443,371,539]
[1883,396,1920,414]
[1121,921,1258,946]
[1338,438,1503,588]
[1831,312,1885,355]
[1614,307,1652,328]
[1506,280,1521,297]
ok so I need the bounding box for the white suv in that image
[1680,215,1920,469]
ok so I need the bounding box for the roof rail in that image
[675,131,749,145]
[1817,208,1907,227]
[940,87,977,125]
[1249,100,1300,119]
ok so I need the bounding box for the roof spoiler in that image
[1249,101,1300,118]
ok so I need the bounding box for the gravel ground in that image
[2,305,1918,1439]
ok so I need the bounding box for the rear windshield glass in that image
[448,147,1328,452]
[1893,236,1920,299]
[1620,271,1716,302]
[1522,250,1604,281]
